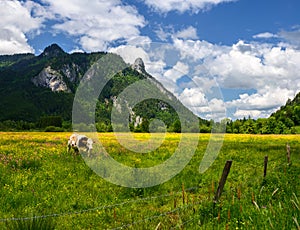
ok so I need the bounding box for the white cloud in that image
[234,110,263,119]
[126,36,152,47]
[192,76,218,94]
[0,0,43,54]
[202,41,300,91]
[109,45,150,65]
[164,61,189,82]
[165,38,300,119]
[197,98,226,120]
[177,88,225,120]
[226,87,296,119]
[278,28,300,48]
[70,47,85,53]
[143,0,237,14]
[174,26,198,40]
[173,38,226,61]
[253,28,300,48]
[253,32,278,39]
[179,87,207,108]
[155,26,171,41]
[41,0,146,51]
[154,25,199,42]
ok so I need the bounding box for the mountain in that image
[0,44,199,132]
[39,43,66,58]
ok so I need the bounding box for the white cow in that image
[67,133,93,156]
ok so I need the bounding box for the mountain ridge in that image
[0,44,200,132]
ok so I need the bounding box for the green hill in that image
[226,92,300,134]
[269,92,300,133]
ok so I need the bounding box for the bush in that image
[44,126,64,132]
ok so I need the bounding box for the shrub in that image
[44,126,64,132]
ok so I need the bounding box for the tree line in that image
[1,94,300,134]
[1,116,298,134]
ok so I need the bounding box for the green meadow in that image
[0,132,299,229]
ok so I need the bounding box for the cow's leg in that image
[87,148,92,158]
[74,147,79,155]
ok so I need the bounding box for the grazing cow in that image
[67,133,93,156]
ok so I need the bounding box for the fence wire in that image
[0,186,200,224]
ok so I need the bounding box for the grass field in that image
[0,132,299,229]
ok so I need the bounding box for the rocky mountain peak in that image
[40,44,66,58]
[132,57,146,74]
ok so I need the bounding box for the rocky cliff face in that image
[61,63,81,83]
[32,66,70,92]
[31,63,82,93]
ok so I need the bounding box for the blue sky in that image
[1,0,300,120]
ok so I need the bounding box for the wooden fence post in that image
[264,155,268,178]
[214,160,233,202]
[286,143,291,164]
[182,183,185,205]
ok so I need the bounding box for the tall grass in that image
[5,216,56,230]
[0,132,299,229]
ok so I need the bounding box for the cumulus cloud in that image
[178,87,207,108]
[253,27,300,48]
[173,38,300,84]
[227,87,295,111]
[163,37,300,119]
[253,32,278,39]
[278,28,300,48]
[154,25,199,43]
[226,87,296,119]
[176,88,225,120]
[0,0,43,54]
[41,0,146,51]
[192,76,218,94]
[109,45,150,65]
[173,38,227,61]
[197,98,226,120]
[0,0,147,54]
[143,0,237,14]
[174,26,198,40]
[155,26,171,41]
[164,61,189,82]
[234,109,263,119]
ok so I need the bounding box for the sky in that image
[1,0,300,120]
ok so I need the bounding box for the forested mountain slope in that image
[0,44,200,132]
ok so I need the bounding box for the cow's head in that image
[70,134,77,147]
